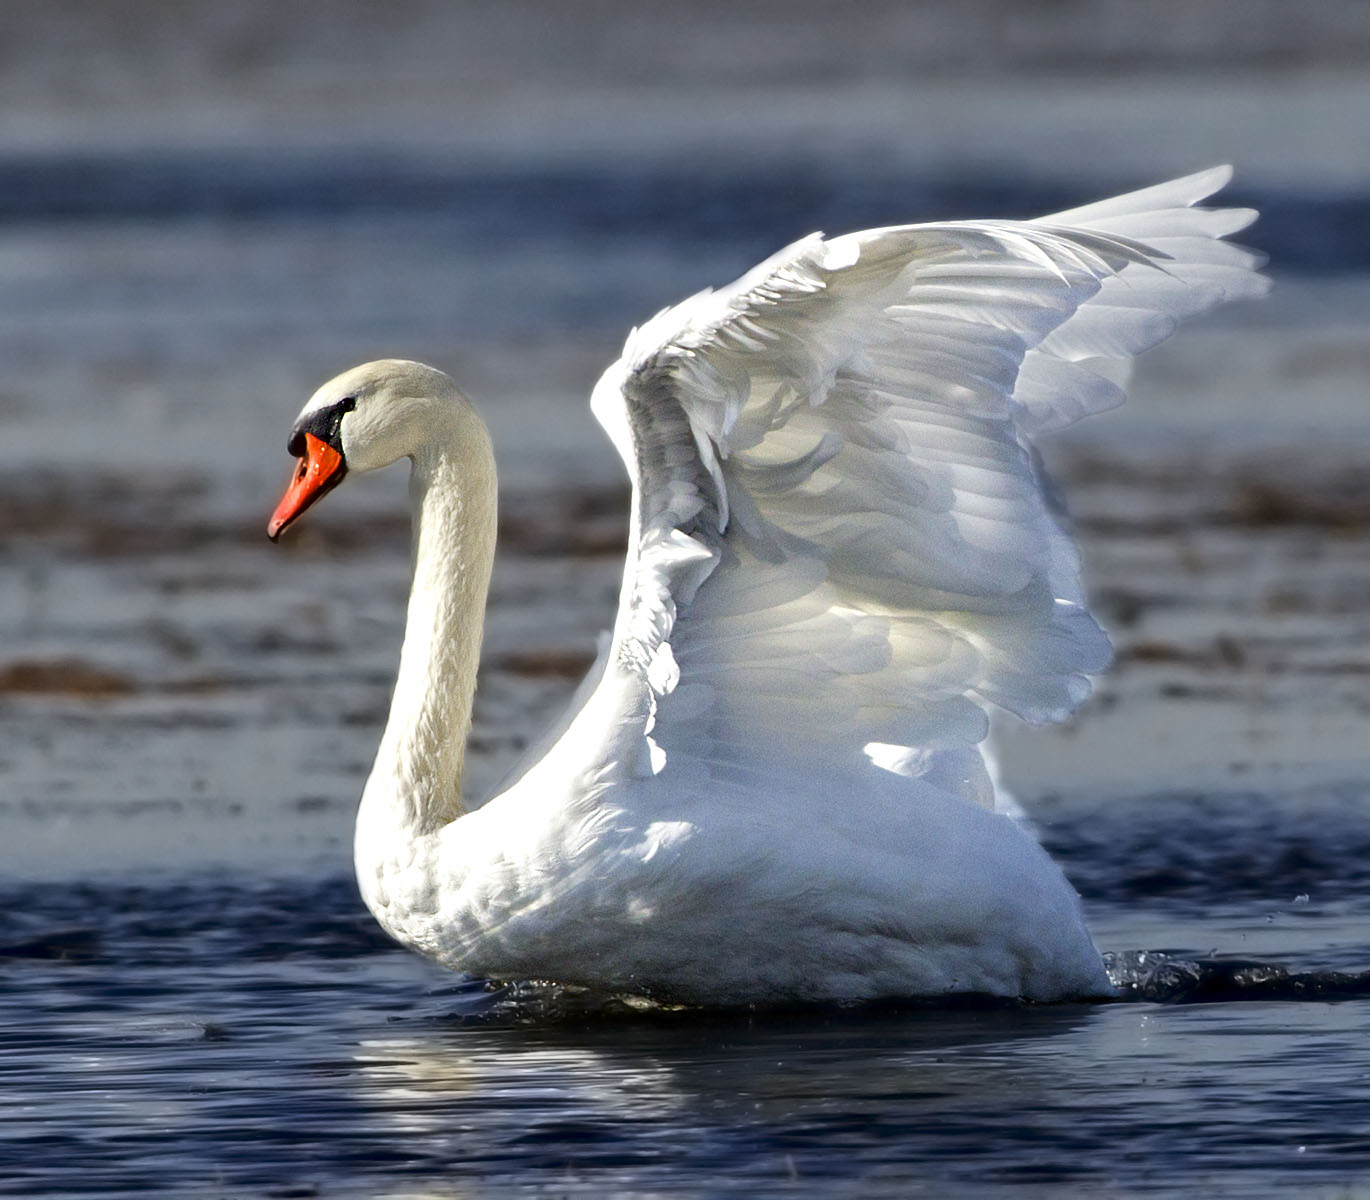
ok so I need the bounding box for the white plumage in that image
[270,167,1267,1004]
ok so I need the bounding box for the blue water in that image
[6,862,1370,1197]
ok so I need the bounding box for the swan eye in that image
[287,395,358,458]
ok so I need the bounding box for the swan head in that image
[267,359,467,540]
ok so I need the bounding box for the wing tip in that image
[1187,162,1235,199]
[1036,163,1251,230]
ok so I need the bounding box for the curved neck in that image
[358,404,497,854]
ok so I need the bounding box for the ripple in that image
[1042,782,1370,904]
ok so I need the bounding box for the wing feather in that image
[587,168,1267,808]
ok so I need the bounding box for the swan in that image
[267,166,1266,1004]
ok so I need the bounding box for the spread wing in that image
[587,166,1267,808]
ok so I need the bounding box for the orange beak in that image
[267,432,346,541]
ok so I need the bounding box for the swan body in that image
[269,167,1267,1004]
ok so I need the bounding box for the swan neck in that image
[365,410,497,839]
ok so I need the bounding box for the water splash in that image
[1106,949,1370,1003]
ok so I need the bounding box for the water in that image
[7,6,1370,1195]
[7,874,1370,1198]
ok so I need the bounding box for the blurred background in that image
[4,0,1370,880]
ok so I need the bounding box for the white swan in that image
[268,167,1266,1004]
